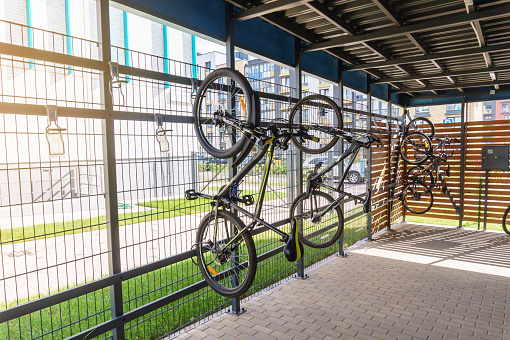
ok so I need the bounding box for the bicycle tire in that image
[195,209,257,297]
[289,190,344,248]
[406,166,434,187]
[399,132,432,165]
[407,117,435,138]
[503,206,510,235]
[193,68,256,159]
[288,94,343,154]
[402,182,433,214]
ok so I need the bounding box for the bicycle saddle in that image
[284,218,304,262]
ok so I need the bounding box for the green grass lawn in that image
[0,189,289,246]
[405,215,505,232]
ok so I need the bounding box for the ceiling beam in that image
[373,65,510,84]
[234,0,311,21]
[405,33,429,54]
[305,1,356,36]
[347,44,510,71]
[371,0,403,27]
[303,4,510,51]
[394,80,510,93]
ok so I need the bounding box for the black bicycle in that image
[185,124,343,297]
[402,136,460,214]
[193,68,343,161]
[503,207,510,235]
[290,132,383,248]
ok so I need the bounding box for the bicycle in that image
[185,123,344,297]
[502,206,510,235]
[401,136,460,214]
[289,132,383,248]
[192,68,343,160]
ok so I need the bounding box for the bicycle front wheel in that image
[193,68,255,159]
[503,206,510,235]
[289,94,343,154]
[290,190,344,248]
[407,117,435,138]
[402,182,433,214]
[399,132,432,165]
[195,210,257,297]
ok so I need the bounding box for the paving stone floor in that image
[175,223,510,339]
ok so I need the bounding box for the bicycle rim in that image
[400,132,431,165]
[289,94,342,154]
[503,207,510,235]
[195,210,257,297]
[290,190,343,248]
[407,117,435,138]
[193,68,254,159]
[402,182,433,214]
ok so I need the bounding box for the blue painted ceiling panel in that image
[344,69,367,93]
[371,83,389,101]
[114,0,226,41]
[235,18,295,67]
[391,92,406,107]
[302,51,339,83]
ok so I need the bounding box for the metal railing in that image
[0,8,401,340]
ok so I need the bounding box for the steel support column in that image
[386,88,393,230]
[225,3,245,316]
[459,96,467,229]
[97,1,124,339]
[366,78,372,241]
[337,61,346,257]
[294,38,307,279]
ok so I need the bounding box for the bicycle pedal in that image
[242,194,254,206]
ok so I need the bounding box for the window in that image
[281,77,289,87]
[319,89,330,96]
[446,104,461,110]
[484,114,493,120]
[415,106,430,113]
[503,104,509,113]
[205,61,211,71]
[485,107,492,114]
[505,115,510,120]
[280,66,289,73]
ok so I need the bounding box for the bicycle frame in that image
[304,140,370,220]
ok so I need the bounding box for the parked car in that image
[303,156,366,184]
[200,156,227,171]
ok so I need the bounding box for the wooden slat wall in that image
[400,119,510,227]
[371,120,404,234]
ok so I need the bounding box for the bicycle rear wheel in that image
[402,182,433,214]
[406,166,434,187]
[289,190,344,248]
[503,206,510,235]
[399,132,432,165]
[193,68,256,159]
[195,210,257,297]
[289,94,343,154]
[407,117,435,138]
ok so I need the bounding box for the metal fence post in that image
[97,0,125,339]
[387,91,393,230]
[225,3,245,315]
[294,38,307,279]
[459,96,467,229]
[366,77,372,241]
[337,61,346,257]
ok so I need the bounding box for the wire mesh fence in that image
[0,18,401,339]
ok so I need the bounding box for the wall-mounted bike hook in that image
[45,105,66,157]
[108,62,128,106]
[154,114,172,153]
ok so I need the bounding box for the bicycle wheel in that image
[195,209,257,297]
[193,68,255,159]
[399,132,431,165]
[407,117,435,138]
[406,166,434,187]
[503,206,510,235]
[289,94,343,154]
[402,182,433,214]
[289,190,344,248]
